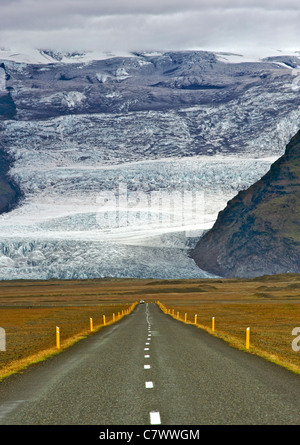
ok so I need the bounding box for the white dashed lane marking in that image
[150,411,161,425]
[145,304,162,425]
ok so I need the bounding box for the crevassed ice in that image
[1,100,300,279]
[0,67,6,91]
[0,154,276,280]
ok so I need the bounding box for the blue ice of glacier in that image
[0,151,278,280]
[0,94,300,279]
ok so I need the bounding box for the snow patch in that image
[215,49,300,64]
[115,67,130,80]
[61,91,86,108]
[0,47,137,65]
[0,67,5,91]
[96,73,111,83]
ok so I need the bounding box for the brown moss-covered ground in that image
[0,274,299,377]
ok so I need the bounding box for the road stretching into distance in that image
[0,303,299,425]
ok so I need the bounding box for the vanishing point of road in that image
[0,303,299,425]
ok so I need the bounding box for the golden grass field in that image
[0,274,299,379]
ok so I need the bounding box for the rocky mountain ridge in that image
[191,130,300,277]
[1,50,300,121]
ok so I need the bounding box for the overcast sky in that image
[0,0,300,54]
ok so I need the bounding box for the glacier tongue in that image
[0,238,215,280]
[1,104,299,279]
[0,150,277,280]
[1,108,299,280]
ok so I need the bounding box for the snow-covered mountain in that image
[0,48,300,279]
[1,46,299,66]
[0,47,136,65]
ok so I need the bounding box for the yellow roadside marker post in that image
[194,314,197,325]
[113,313,115,322]
[184,313,187,322]
[56,326,60,349]
[212,317,215,332]
[90,318,94,332]
[103,315,106,326]
[177,312,179,319]
[246,327,250,350]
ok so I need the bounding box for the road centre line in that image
[145,306,160,425]
[150,411,161,425]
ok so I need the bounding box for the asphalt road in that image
[0,303,299,425]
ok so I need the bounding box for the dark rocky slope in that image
[191,129,300,278]
[0,63,20,214]
[0,150,21,214]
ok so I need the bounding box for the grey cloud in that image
[0,0,299,53]
[2,0,300,29]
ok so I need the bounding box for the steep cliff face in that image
[0,150,20,214]
[0,63,20,214]
[191,129,300,278]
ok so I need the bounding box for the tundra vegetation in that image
[0,275,299,379]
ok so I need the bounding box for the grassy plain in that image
[0,274,299,378]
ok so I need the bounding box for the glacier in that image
[0,154,277,280]
[1,49,300,280]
